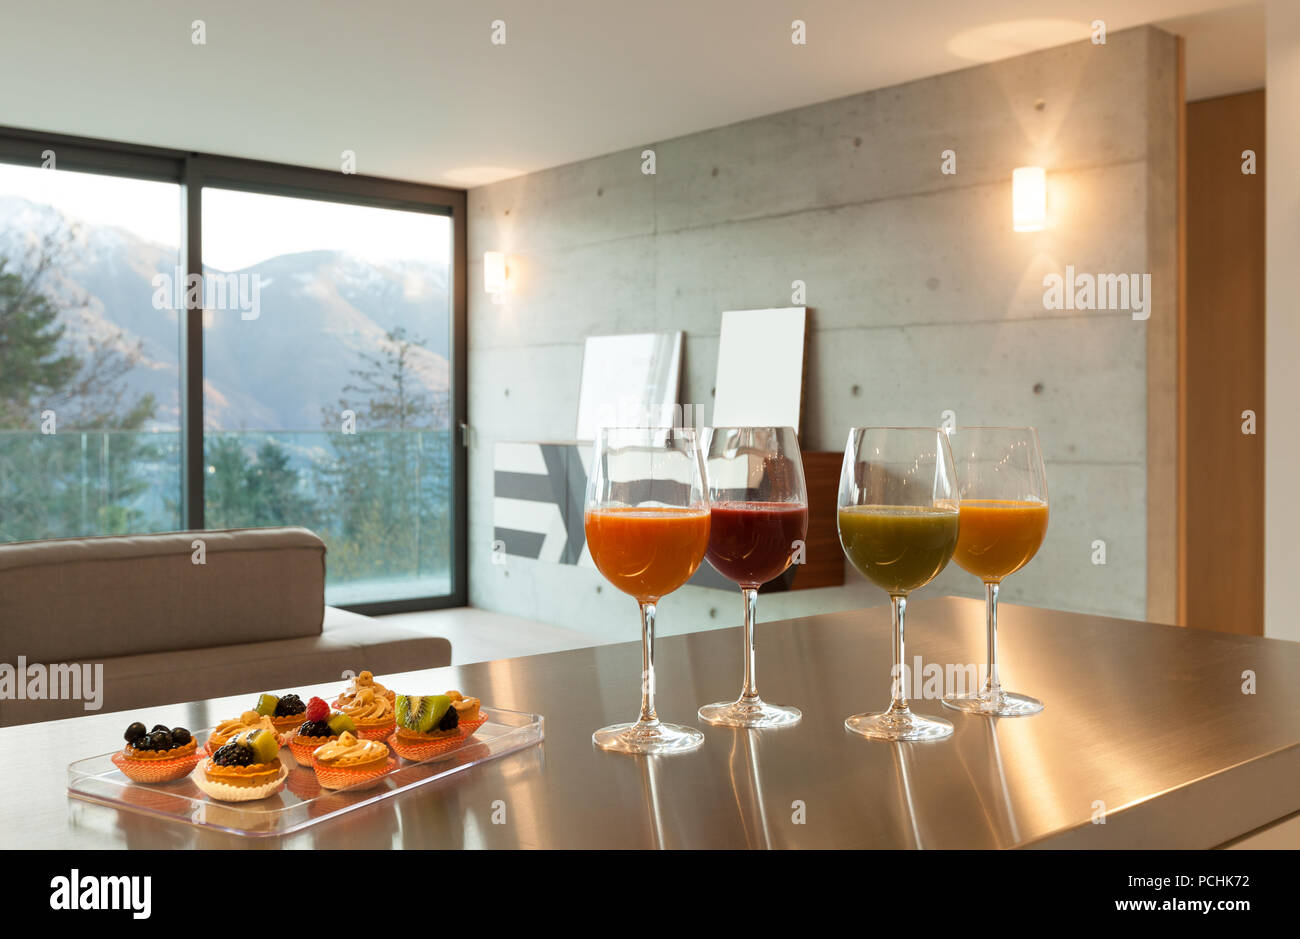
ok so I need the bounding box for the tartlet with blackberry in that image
[253,692,311,735]
[193,728,288,802]
[111,721,202,783]
[206,710,281,754]
[289,696,359,766]
[388,691,487,762]
[311,731,393,790]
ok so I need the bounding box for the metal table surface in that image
[5,596,1299,849]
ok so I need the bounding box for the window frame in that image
[0,124,469,614]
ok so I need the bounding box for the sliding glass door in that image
[0,129,466,610]
[200,188,455,606]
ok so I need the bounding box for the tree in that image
[0,221,156,433]
[0,234,78,428]
[0,224,160,542]
[316,327,452,588]
[332,326,449,431]
[204,435,318,530]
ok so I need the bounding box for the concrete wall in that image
[466,27,1181,641]
[1265,2,1300,642]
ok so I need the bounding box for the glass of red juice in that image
[698,426,809,728]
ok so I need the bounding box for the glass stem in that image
[740,587,760,702]
[638,600,660,726]
[889,594,910,714]
[982,582,1003,699]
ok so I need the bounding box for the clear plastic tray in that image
[67,706,544,837]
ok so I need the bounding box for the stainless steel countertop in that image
[5,596,1299,849]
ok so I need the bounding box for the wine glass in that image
[941,427,1049,717]
[838,427,959,742]
[584,427,710,754]
[697,426,808,728]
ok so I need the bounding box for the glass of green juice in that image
[837,427,960,741]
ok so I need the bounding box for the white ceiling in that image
[0,0,1265,189]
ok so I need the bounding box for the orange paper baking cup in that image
[389,714,488,762]
[312,756,396,791]
[459,714,488,735]
[289,736,335,767]
[353,720,395,741]
[112,749,204,784]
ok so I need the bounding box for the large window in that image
[0,163,183,541]
[200,188,454,605]
[0,131,465,610]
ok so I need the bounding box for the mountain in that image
[0,196,451,431]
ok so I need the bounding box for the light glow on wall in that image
[1012,166,1047,232]
[484,250,508,297]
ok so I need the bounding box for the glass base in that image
[845,707,953,742]
[942,690,1044,717]
[698,697,801,728]
[592,720,705,754]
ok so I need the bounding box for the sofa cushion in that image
[0,527,326,663]
[0,607,452,726]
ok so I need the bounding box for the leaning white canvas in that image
[711,307,807,432]
[574,332,684,440]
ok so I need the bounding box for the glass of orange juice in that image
[584,427,711,754]
[942,427,1049,717]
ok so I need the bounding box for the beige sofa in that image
[0,527,451,726]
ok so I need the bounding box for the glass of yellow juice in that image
[942,427,1049,717]
[837,427,959,741]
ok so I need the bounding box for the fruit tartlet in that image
[253,692,310,735]
[112,721,202,783]
[206,710,281,754]
[447,690,482,724]
[289,696,359,766]
[388,692,487,762]
[333,670,395,709]
[311,731,393,791]
[193,728,288,802]
[336,686,395,740]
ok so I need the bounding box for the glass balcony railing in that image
[0,429,452,606]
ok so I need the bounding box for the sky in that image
[0,162,451,271]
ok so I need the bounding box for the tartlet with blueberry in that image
[388,691,487,762]
[112,721,202,783]
[289,696,359,766]
[336,686,395,740]
[193,728,288,802]
[311,731,393,791]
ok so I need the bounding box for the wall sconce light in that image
[484,251,508,301]
[1012,166,1046,232]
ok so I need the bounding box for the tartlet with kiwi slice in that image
[388,691,487,761]
[289,696,359,766]
[194,728,288,802]
[206,709,281,754]
[112,721,202,783]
